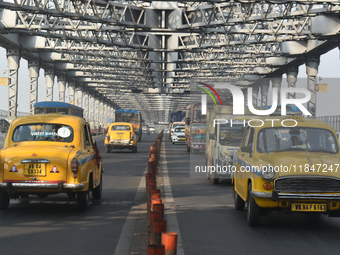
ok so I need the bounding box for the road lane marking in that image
[161,138,185,255]
[113,168,146,255]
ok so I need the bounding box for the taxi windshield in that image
[219,124,246,146]
[257,127,338,154]
[174,127,185,133]
[13,124,74,142]
[112,125,130,131]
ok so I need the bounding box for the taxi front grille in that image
[177,135,185,138]
[274,177,340,193]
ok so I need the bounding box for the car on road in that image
[233,116,340,226]
[0,114,103,210]
[149,126,156,133]
[105,122,138,153]
[172,126,186,144]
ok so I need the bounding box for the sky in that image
[0,47,340,117]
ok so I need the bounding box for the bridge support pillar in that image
[83,90,89,121]
[75,86,83,108]
[286,66,298,100]
[89,96,95,129]
[260,79,269,106]
[95,98,100,130]
[44,69,54,101]
[272,76,282,105]
[6,48,20,122]
[57,76,66,102]
[68,82,76,104]
[306,55,320,117]
[28,60,40,115]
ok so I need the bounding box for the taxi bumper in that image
[251,191,340,200]
[0,182,85,191]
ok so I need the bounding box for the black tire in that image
[233,185,245,210]
[0,190,10,209]
[106,147,110,153]
[92,173,102,199]
[77,191,89,211]
[247,183,261,226]
[67,192,76,200]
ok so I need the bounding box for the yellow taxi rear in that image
[0,114,103,210]
[233,116,340,226]
[104,122,138,153]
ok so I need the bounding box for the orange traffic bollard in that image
[148,244,165,255]
[151,198,162,212]
[153,203,164,218]
[152,220,167,244]
[162,232,177,255]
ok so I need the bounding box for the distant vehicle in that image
[149,127,156,133]
[115,109,142,142]
[185,102,214,153]
[169,122,185,141]
[104,122,138,153]
[142,125,150,134]
[172,126,185,144]
[0,114,103,210]
[33,101,84,118]
[170,111,186,123]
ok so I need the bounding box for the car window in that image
[13,124,74,142]
[84,125,92,146]
[112,125,130,131]
[174,127,185,132]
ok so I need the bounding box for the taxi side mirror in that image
[241,145,252,154]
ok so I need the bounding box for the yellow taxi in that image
[0,114,103,211]
[233,116,340,226]
[104,122,138,153]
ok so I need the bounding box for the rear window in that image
[12,124,74,142]
[112,125,131,131]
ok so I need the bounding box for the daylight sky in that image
[0,47,339,117]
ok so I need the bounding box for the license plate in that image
[291,203,326,212]
[24,163,46,176]
[179,138,185,141]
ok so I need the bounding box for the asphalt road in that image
[2,134,340,255]
[164,140,340,255]
[0,133,156,255]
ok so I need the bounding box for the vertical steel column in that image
[89,96,95,129]
[57,76,66,102]
[286,66,298,99]
[68,82,76,104]
[260,79,269,106]
[6,48,20,122]
[75,86,83,108]
[99,101,104,127]
[252,85,259,107]
[28,60,40,115]
[83,91,89,121]
[306,56,320,117]
[44,69,54,101]
[271,76,282,104]
[95,98,100,129]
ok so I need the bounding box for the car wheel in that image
[77,190,89,211]
[92,173,102,199]
[233,185,245,210]
[67,192,76,200]
[0,190,10,209]
[247,182,261,226]
[106,147,111,153]
[211,178,219,184]
[132,146,137,153]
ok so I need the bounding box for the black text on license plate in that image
[291,203,326,212]
[25,164,46,176]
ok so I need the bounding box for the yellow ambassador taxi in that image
[0,114,103,211]
[233,116,340,226]
[104,122,138,153]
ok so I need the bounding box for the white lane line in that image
[113,168,146,255]
[161,138,185,255]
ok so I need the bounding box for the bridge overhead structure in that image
[0,1,340,126]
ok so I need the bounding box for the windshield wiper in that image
[275,148,306,152]
[308,149,334,154]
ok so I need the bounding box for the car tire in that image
[67,192,76,200]
[211,178,219,184]
[92,173,102,199]
[247,182,261,226]
[106,147,111,153]
[77,190,89,211]
[0,190,10,209]
[233,186,245,210]
[132,146,137,153]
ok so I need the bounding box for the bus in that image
[33,101,84,118]
[185,102,214,153]
[170,111,186,123]
[114,109,143,142]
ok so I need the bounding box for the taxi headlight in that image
[261,166,275,181]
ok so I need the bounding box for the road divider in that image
[146,131,178,255]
